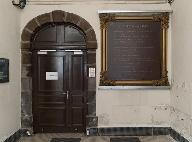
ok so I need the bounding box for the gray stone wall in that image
[86,50,98,128]
[21,50,33,130]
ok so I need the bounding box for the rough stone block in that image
[21,92,32,104]
[21,103,32,116]
[25,18,39,32]
[36,13,52,25]
[88,78,96,91]
[22,65,30,77]
[87,41,97,49]
[86,29,97,41]
[22,65,32,77]
[21,42,30,49]
[78,19,92,32]
[22,52,32,64]
[87,91,96,104]
[21,78,31,91]
[52,10,66,23]
[86,116,98,127]
[21,115,33,128]
[88,103,96,115]
[21,29,31,41]
[65,13,81,25]
[87,52,96,64]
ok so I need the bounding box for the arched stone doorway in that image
[21,10,97,132]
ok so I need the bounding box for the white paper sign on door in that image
[46,72,58,80]
[89,68,95,78]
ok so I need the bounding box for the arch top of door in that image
[21,10,97,50]
[32,23,87,50]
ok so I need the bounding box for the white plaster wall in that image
[97,89,170,127]
[171,0,192,141]
[0,1,21,142]
[21,2,171,128]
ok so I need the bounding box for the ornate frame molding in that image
[99,13,170,86]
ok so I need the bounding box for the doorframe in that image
[21,10,98,132]
[32,50,88,133]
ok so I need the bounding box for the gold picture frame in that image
[99,13,170,86]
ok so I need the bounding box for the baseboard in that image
[4,127,190,142]
[87,127,189,142]
[87,127,170,136]
[170,128,189,142]
[4,129,28,142]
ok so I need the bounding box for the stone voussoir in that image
[52,10,66,23]
[86,41,97,49]
[86,29,97,41]
[21,28,32,41]
[25,18,40,32]
[65,13,81,25]
[78,18,92,32]
[21,42,30,49]
[36,13,52,25]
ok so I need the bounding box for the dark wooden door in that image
[32,51,87,133]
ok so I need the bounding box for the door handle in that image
[61,91,69,100]
[66,91,69,100]
[61,92,67,95]
[61,92,69,100]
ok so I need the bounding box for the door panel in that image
[33,51,86,133]
[33,52,68,133]
[71,107,84,129]
[38,56,65,92]
[70,55,84,90]
[38,107,67,126]
[38,95,66,103]
[68,54,85,132]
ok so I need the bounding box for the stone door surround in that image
[21,10,97,49]
[21,10,97,130]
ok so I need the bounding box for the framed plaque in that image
[0,58,9,83]
[99,13,169,86]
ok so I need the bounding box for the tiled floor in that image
[18,133,176,142]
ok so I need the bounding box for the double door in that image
[32,50,87,133]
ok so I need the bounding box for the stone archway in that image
[21,10,97,131]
